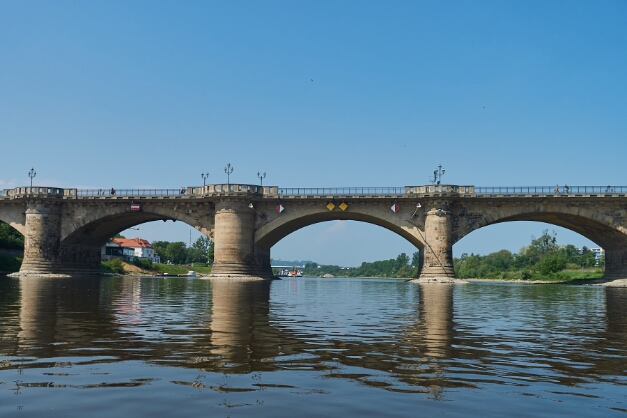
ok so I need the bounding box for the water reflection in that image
[1,276,626,400]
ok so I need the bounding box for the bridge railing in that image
[474,186,627,194]
[277,187,406,195]
[77,189,182,197]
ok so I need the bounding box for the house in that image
[113,238,161,263]
[101,240,135,261]
[590,247,605,261]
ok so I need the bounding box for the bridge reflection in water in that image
[0,277,626,407]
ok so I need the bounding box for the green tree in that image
[165,242,187,264]
[0,223,24,250]
[152,241,169,260]
[411,251,421,268]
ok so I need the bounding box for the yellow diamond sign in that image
[339,202,348,211]
[327,202,335,211]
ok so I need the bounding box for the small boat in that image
[186,271,197,277]
[287,269,302,277]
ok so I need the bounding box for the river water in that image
[0,276,626,417]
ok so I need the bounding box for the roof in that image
[112,238,153,249]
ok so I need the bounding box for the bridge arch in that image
[60,202,214,247]
[453,202,627,279]
[254,205,426,251]
[0,203,26,236]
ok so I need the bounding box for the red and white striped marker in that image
[131,203,141,211]
[391,203,399,213]
[276,204,284,213]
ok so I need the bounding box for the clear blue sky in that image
[1,1,625,265]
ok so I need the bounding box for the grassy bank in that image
[469,267,604,283]
[101,259,212,275]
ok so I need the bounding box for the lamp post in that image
[257,171,266,187]
[429,164,445,185]
[224,163,233,186]
[28,168,36,189]
[201,172,209,186]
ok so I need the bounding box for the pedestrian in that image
[554,184,560,194]
[564,184,569,194]
[110,188,115,196]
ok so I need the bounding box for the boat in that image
[287,268,302,277]
[187,271,197,277]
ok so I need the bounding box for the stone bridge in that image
[1,184,627,280]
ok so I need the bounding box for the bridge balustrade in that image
[405,185,475,194]
[473,186,627,195]
[2,187,66,198]
[204,184,267,195]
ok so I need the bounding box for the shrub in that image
[102,258,125,274]
[133,258,153,270]
[521,269,532,280]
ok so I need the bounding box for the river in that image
[0,276,626,417]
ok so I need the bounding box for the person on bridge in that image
[554,185,560,194]
[110,188,116,196]
[180,187,186,195]
[564,184,569,194]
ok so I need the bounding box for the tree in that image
[411,251,421,268]
[152,241,169,260]
[165,242,187,264]
[0,222,24,250]
[187,236,212,263]
[395,253,410,269]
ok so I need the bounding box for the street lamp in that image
[28,168,36,189]
[201,172,209,186]
[257,171,266,187]
[429,164,445,185]
[224,163,233,186]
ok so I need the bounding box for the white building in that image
[112,238,161,263]
[590,247,605,261]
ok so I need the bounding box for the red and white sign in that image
[131,203,141,211]
[276,204,284,213]
[391,203,399,213]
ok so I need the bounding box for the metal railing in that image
[277,187,406,195]
[474,186,627,195]
[77,189,182,197]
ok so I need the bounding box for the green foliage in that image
[0,255,22,272]
[152,236,213,265]
[411,251,420,268]
[454,229,603,280]
[165,242,187,264]
[133,257,153,270]
[301,253,418,278]
[0,223,24,250]
[102,258,125,274]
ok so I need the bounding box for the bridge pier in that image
[19,201,63,274]
[210,200,274,279]
[417,205,456,280]
[19,201,102,275]
[604,249,627,280]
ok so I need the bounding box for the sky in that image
[1,1,625,266]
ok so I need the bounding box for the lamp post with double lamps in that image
[257,172,266,187]
[201,172,209,186]
[429,164,445,185]
[28,168,36,190]
[224,163,233,186]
